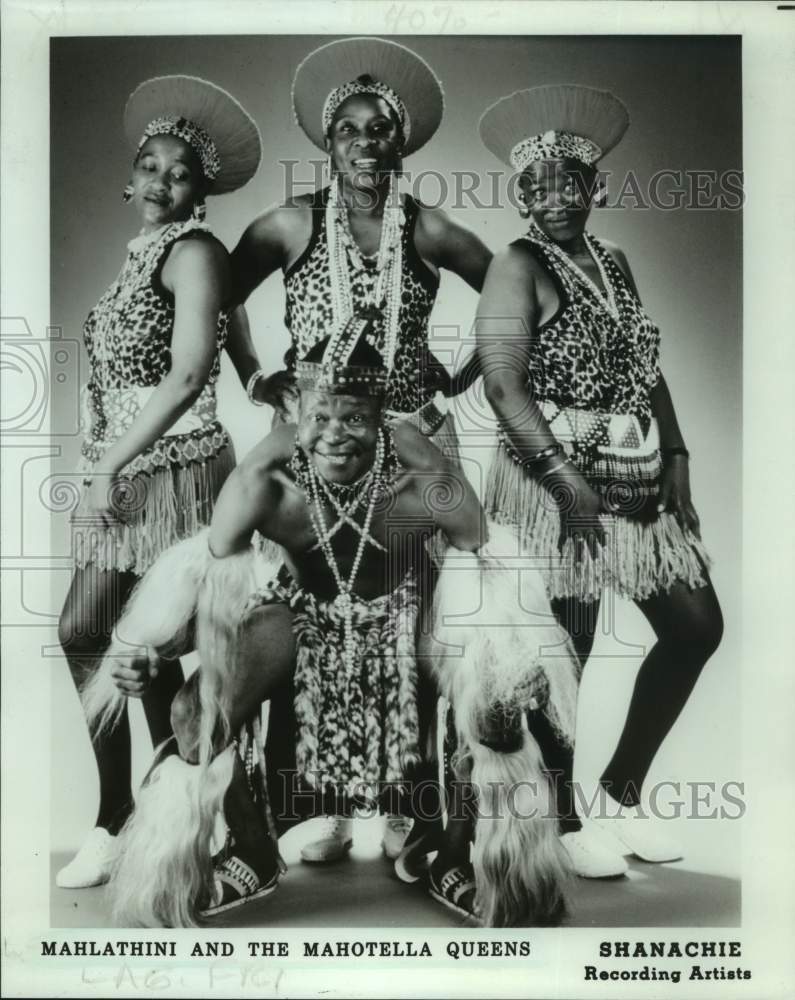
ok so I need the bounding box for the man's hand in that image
[109,647,160,699]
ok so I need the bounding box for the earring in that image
[323,154,334,183]
[517,194,531,219]
[192,201,207,222]
[122,183,134,203]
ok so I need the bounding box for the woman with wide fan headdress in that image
[56,75,262,892]
[476,84,723,877]
[232,35,491,433]
[230,35,492,869]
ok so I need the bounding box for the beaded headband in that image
[510,129,602,173]
[295,314,388,397]
[322,79,411,144]
[295,363,388,396]
[137,116,222,182]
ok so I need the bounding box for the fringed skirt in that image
[484,432,711,603]
[245,568,422,803]
[409,406,461,569]
[72,438,235,576]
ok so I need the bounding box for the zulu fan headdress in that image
[292,36,444,156]
[295,313,388,397]
[124,75,262,194]
[479,84,629,172]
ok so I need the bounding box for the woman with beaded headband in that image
[230,36,492,864]
[476,85,723,878]
[56,75,263,891]
[232,35,491,437]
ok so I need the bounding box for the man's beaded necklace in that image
[296,429,387,671]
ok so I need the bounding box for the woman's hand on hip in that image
[85,464,122,530]
[548,467,614,560]
[256,369,298,410]
[658,455,701,538]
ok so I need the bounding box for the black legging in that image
[529,574,723,832]
[59,565,184,834]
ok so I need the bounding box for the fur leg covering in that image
[82,530,215,734]
[193,547,272,764]
[81,530,279,738]
[469,736,570,926]
[428,521,581,741]
[426,520,581,926]
[110,747,235,927]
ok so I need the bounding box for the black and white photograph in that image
[1,2,793,998]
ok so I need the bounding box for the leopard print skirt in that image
[243,567,422,803]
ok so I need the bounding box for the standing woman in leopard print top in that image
[56,76,262,890]
[477,86,723,878]
[232,36,492,443]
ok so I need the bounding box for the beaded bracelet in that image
[525,442,563,464]
[499,430,563,468]
[246,369,268,406]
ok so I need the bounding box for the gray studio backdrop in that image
[49,35,741,883]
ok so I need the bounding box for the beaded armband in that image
[497,428,564,468]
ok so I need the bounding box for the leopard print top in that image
[81,221,230,473]
[283,189,441,414]
[518,226,661,435]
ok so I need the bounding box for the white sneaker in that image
[381,814,412,860]
[300,816,353,864]
[56,827,117,889]
[560,829,629,878]
[592,804,683,863]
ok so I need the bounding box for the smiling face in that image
[131,134,206,231]
[297,391,382,484]
[518,158,598,245]
[325,93,403,194]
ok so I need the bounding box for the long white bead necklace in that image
[93,220,208,369]
[326,174,405,377]
[94,226,173,361]
[301,429,386,670]
[87,218,211,446]
[530,223,619,321]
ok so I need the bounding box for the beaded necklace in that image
[87,219,210,442]
[528,222,619,321]
[293,429,388,670]
[326,175,405,379]
[521,224,626,463]
[319,469,374,508]
[310,466,386,550]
